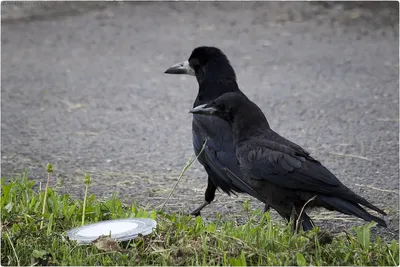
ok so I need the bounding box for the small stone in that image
[262,40,271,47]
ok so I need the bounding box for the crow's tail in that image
[319,196,387,227]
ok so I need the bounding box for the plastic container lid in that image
[66,218,157,244]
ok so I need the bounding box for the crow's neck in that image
[194,65,242,106]
[195,81,242,105]
[231,110,271,147]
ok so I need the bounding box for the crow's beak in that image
[189,104,217,115]
[164,60,195,76]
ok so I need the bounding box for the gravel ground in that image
[1,1,398,240]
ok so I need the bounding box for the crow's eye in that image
[189,58,200,69]
[217,104,226,111]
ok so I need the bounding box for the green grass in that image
[1,172,399,266]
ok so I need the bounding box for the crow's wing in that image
[192,114,266,200]
[239,133,348,194]
[238,130,385,214]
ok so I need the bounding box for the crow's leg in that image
[190,178,216,216]
[273,205,303,233]
[263,204,271,213]
[300,212,315,232]
[290,206,315,232]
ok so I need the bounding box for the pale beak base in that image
[164,60,195,76]
[189,104,217,115]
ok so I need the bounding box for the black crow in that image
[190,92,387,230]
[164,47,276,218]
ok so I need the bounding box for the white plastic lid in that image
[66,218,157,244]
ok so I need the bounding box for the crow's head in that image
[190,92,270,133]
[189,92,246,122]
[165,46,236,84]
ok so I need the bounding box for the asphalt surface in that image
[2,2,399,239]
